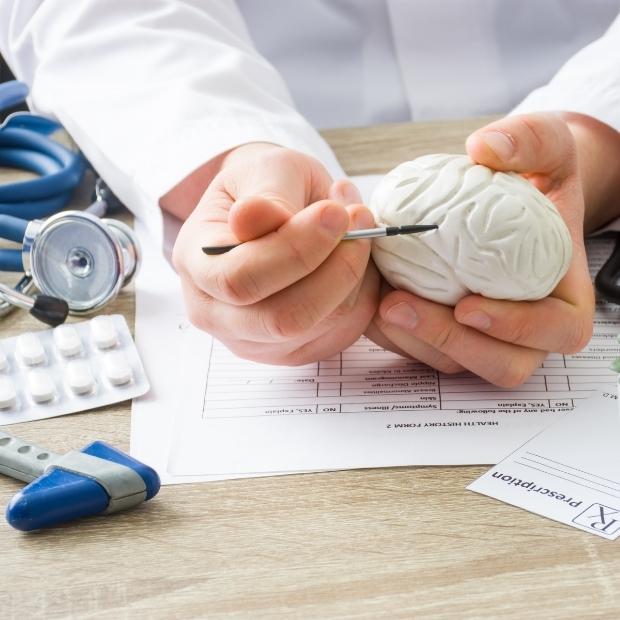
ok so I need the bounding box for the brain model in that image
[369,154,572,306]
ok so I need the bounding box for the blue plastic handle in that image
[6,441,161,531]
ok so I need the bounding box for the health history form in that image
[167,234,620,477]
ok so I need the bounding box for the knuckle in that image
[518,113,576,171]
[429,324,460,352]
[171,242,183,274]
[279,349,319,367]
[561,318,593,354]
[413,346,464,375]
[505,316,538,346]
[185,301,213,334]
[492,358,534,388]
[222,339,257,362]
[284,235,319,274]
[437,360,464,375]
[517,115,546,149]
[330,298,355,322]
[261,301,323,340]
[171,237,195,281]
[337,250,368,283]
[213,266,261,305]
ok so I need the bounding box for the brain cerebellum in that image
[369,154,572,306]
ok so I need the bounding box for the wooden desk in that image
[1,119,618,619]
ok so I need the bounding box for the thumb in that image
[465,113,576,181]
[230,178,364,243]
[228,196,292,242]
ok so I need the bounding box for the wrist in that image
[220,142,282,170]
[560,112,620,232]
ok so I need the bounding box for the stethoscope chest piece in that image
[22,211,141,314]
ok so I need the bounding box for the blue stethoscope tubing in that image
[0,80,86,271]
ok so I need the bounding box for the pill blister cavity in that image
[16,333,46,366]
[91,316,119,349]
[53,325,83,357]
[27,369,56,404]
[0,377,17,409]
[103,351,132,386]
[66,360,95,395]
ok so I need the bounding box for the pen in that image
[202,224,439,255]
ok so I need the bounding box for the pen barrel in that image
[0,430,59,483]
[342,227,386,240]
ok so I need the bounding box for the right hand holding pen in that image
[172,144,380,364]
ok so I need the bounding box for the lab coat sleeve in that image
[0,0,343,233]
[512,11,620,132]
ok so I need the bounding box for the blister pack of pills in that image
[0,315,149,425]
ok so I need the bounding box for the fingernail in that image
[385,302,419,330]
[351,208,375,230]
[341,182,362,205]
[481,131,515,161]
[332,180,362,205]
[320,204,348,236]
[458,310,491,330]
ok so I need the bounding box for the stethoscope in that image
[0,81,140,326]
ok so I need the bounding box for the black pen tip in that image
[202,244,238,255]
[385,224,439,236]
[400,224,438,233]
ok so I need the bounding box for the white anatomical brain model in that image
[369,154,573,305]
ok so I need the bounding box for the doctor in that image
[2,1,620,386]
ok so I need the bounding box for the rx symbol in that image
[573,503,620,536]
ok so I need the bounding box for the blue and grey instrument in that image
[0,429,160,531]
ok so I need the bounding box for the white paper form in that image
[468,390,620,540]
[131,176,382,482]
[166,233,620,476]
[130,215,304,483]
[130,215,197,483]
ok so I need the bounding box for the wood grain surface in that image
[1,118,617,620]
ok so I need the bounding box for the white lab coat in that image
[1,0,620,237]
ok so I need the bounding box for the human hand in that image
[172,143,380,365]
[367,113,595,386]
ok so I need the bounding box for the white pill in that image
[16,333,46,366]
[103,351,132,386]
[91,316,119,349]
[53,324,83,357]
[0,377,16,409]
[66,360,95,395]
[27,369,56,403]
[0,347,8,372]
